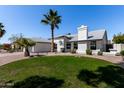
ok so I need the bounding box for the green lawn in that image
[0,56,124,88]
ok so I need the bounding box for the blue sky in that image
[0,5,124,44]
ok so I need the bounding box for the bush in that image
[97,51,103,56]
[115,52,121,56]
[71,49,76,54]
[3,44,11,50]
[86,49,92,55]
[120,50,124,56]
[7,49,15,53]
[61,48,65,52]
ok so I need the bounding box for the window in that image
[66,42,71,49]
[90,41,96,50]
[59,40,63,46]
[74,42,78,49]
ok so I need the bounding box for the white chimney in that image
[77,25,88,40]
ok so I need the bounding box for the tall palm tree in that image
[16,38,36,57]
[41,9,61,52]
[0,23,6,38]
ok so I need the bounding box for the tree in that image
[9,33,23,43]
[41,9,61,52]
[8,33,23,51]
[112,33,124,44]
[16,38,36,57]
[0,23,6,38]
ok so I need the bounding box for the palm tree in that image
[0,23,6,38]
[16,38,36,57]
[41,9,61,52]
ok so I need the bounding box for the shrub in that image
[120,50,124,56]
[97,51,103,56]
[71,49,76,54]
[115,52,121,56]
[86,49,92,55]
[3,43,11,50]
[61,48,65,52]
[7,49,15,53]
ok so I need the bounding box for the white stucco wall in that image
[54,39,65,52]
[54,37,70,52]
[77,42,87,54]
[77,25,88,40]
[77,25,88,54]
[113,44,124,52]
[122,44,124,50]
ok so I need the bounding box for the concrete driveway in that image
[0,52,27,66]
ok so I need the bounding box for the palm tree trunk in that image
[24,47,30,57]
[51,27,54,52]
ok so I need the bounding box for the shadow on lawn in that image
[13,75,64,88]
[77,65,124,88]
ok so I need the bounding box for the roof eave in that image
[69,39,103,42]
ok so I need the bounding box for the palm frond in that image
[55,25,59,29]
[15,38,36,48]
[56,17,61,24]
[49,9,54,16]
[0,23,6,38]
[41,20,49,25]
[43,14,50,21]
[41,9,61,29]
[54,10,58,16]
[0,23,4,28]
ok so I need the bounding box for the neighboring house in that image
[110,44,124,54]
[29,37,51,53]
[29,25,108,54]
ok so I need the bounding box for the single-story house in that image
[29,25,108,54]
[53,25,108,53]
[29,37,51,53]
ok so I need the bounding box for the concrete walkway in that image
[83,55,123,64]
[0,52,28,66]
[83,55,124,68]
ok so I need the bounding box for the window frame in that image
[90,41,96,50]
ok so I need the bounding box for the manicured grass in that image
[0,56,124,88]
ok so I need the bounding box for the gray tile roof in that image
[29,29,106,43]
[69,34,78,42]
[88,29,106,40]
[70,29,106,42]
[30,37,51,43]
